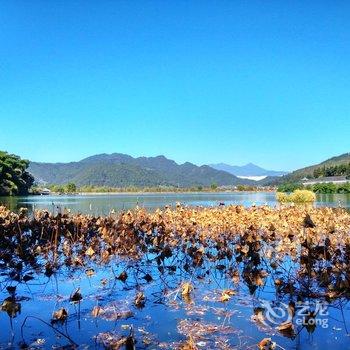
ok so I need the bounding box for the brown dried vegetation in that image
[1,204,350,348]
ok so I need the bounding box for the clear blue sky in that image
[1,1,349,171]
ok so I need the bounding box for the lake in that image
[1,192,350,215]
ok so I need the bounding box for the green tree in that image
[210,183,218,190]
[0,151,34,196]
[313,162,350,179]
[312,183,337,194]
[313,167,324,178]
[277,183,304,193]
[50,184,65,194]
[65,183,77,193]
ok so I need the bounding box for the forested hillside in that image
[268,152,350,185]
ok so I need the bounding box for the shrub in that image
[276,192,289,203]
[276,189,316,204]
[336,183,350,193]
[290,189,316,203]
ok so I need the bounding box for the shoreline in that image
[53,190,276,196]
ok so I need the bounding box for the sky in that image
[0,1,349,171]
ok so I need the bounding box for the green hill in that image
[270,152,350,185]
[29,153,254,188]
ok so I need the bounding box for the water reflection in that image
[1,192,349,215]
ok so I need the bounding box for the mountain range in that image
[210,163,287,179]
[29,153,255,188]
[25,152,350,188]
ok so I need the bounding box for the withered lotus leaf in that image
[1,298,21,318]
[70,288,82,303]
[134,292,146,308]
[258,337,276,350]
[52,308,68,322]
[181,282,193,297]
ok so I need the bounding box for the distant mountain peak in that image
[210,162,287,178]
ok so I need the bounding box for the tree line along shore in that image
[277,182,350,194]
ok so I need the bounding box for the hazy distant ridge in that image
[210,162,287,177]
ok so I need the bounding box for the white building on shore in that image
[301,176,349,186]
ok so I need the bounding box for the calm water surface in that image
[1,192,350,215]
